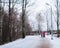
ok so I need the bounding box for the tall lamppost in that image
[45,10,49,32]
[46,3,53,39]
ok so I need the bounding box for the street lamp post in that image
[45,11,49,33]
[46,3,53,39]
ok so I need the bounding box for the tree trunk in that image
[22,0,27,38]
[9,0,12,41]
[57,0,59,37]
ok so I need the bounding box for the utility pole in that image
[46,3,53,39]
[37,13,42,36]
[51,6,53,39]
[46,11,48,32]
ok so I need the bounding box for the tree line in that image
[0,0,32,44]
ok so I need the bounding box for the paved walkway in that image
[0,35,60,48]
[35,37,53,48]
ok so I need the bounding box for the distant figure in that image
[42,32,46,37]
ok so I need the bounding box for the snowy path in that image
[0,35,60,48]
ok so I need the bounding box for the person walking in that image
[42,32,46,37]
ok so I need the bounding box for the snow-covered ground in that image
[0,35,60,48]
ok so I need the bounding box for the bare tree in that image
[21,0,35,38]
[8,0,18,41]
[36,13,44,36]
[0,0,8,44]
[0,0,3,44]
[56,0,60,37]
[2,12,9,43]
[25,14,32,35]
[22,0,28,38]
